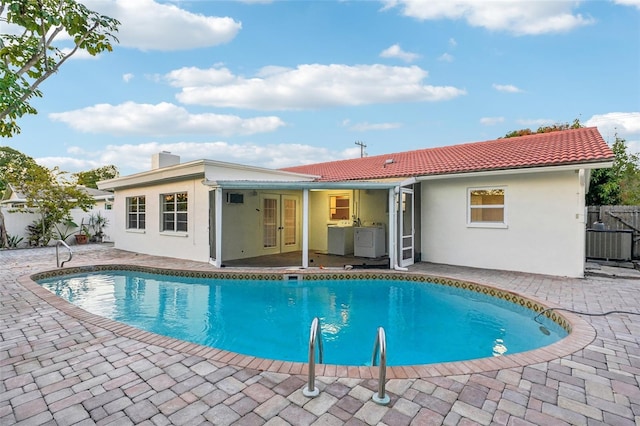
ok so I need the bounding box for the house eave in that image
[98,160,319,191]
[98,161,207,191]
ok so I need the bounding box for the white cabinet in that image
[354,226,385,258]
[328,226,354,255]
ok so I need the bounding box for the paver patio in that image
[1,244,639,425]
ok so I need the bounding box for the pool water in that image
[37,271,567,366]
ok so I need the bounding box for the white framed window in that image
[126,196,145,229]
[329,194,350,220]
[468,187,507,228]
[161,192,188,232]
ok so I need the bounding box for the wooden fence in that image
[587,206,640,260]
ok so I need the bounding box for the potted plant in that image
[88,212,109,243]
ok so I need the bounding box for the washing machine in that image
[327,225,354,255]
[354,226,385,258]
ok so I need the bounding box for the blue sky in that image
[4,0,640,176]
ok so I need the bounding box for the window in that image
[127,196,145,229]
[161,192,188,232]
[329,195,350,220]
[468,187,506,227]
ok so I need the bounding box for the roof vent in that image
[383,158,394,168]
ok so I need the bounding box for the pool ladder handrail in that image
[55,239,73,268]
[371,326,390,405]
[302,317,323,397]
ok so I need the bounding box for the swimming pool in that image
[35,267,568,367]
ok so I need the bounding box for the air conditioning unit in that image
[585,230,633,261]
[226,193,244,204]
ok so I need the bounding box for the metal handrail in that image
[302,317,323,397]
[371,326,390,405]
[55,239,73,268]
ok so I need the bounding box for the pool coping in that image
[19,265,597,380]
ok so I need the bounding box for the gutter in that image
[416,161,614,181]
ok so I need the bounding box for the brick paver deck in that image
[1,244,639,425]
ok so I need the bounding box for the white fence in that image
[1,206,114,247]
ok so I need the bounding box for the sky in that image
[3,0,640,177]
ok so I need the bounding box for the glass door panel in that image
[399,187,414,267]
[281,195,299,252]
[263,197,278,249]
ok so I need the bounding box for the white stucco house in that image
[98,127,613,277]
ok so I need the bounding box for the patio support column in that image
[388,188,397,270]
[214,187,223,267]
[302,189,309,268]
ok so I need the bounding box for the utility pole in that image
[355,141,367,158]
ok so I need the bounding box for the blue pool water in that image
[37,271,566,366]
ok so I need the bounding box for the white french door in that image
[261,194,300,254]
[398,186,415,267]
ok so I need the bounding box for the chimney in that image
[152,151,180,169]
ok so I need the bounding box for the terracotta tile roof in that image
[281,127,614,182]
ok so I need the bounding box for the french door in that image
[398,186,415,267]
[261,194,299,254]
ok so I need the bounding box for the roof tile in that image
[281,127,613,181]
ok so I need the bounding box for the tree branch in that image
[1,0,120,136]
[1,19,98,122]
[36,0,50,72]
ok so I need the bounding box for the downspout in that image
[392,186,408,271]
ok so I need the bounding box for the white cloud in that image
[493,83,523,93]
[380,44,420,62]
[449,37,457,47]
[122,73,134,83]
[36,156,100,173]
[84,0,241,51]
[170,64,466,110]
[166,66,238,87]
[613,0,640,9]
[38,141,357,174]
[585,112,640,134]
[382,0,595,35]
[480,117,504,126]
[48,102,285,137]
[345,121,403,131]
[585,112,640,143]
[438,53,454,62]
